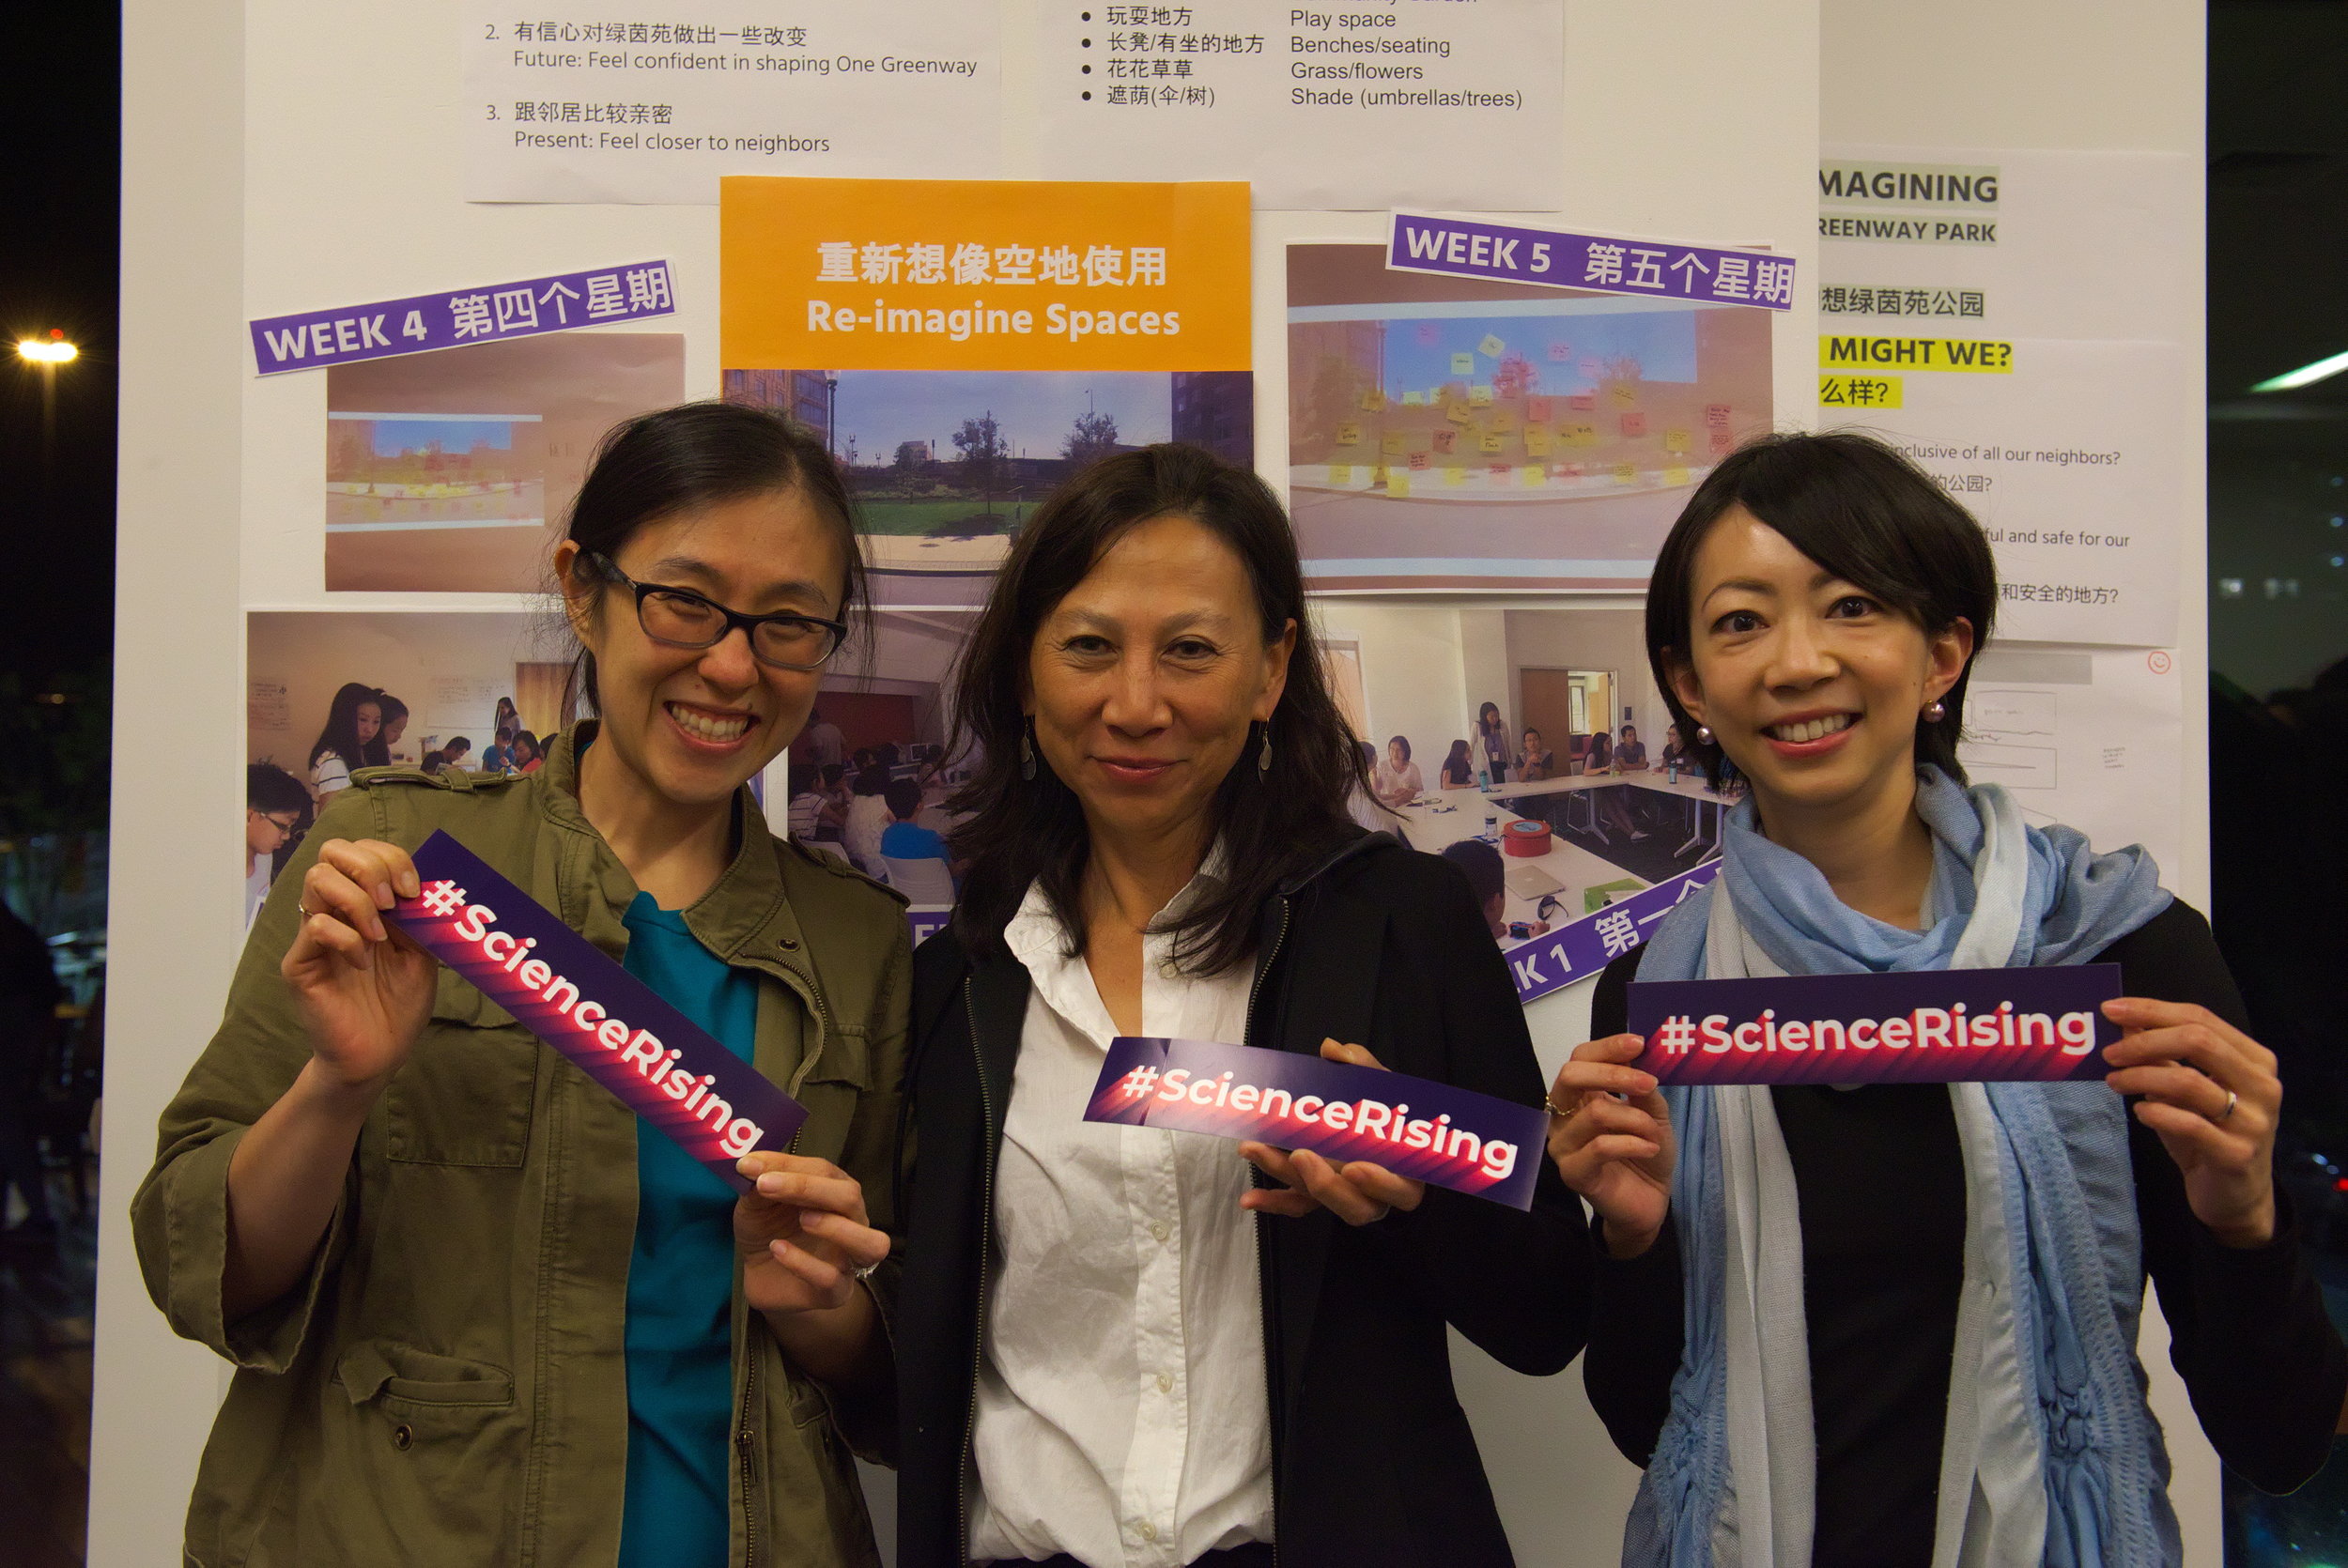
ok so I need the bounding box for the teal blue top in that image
[616,892,761,1568]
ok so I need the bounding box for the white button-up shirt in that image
[966,869,1274,1567]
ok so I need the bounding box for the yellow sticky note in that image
[1478,433,1505,453]
[1328,463,1352,485]
[1612,461,1638,484]
[1490,408,1516,433]
[1609,383,1637,407]
[1381,431,1406,456]
[1335,423,1363,446]
[1522,464,1546,487]
[1562,423,1599,447]
[1387,469,1412,497]
[1445,401,1474,425]
[1477,333,1505,358]
[1444,464,1466,486]
[1524,428,1552,456]
[1401,390,1425,406]
[1468,384,1493,407]
[1450,352,1475,375]
[1663,428,1692,453]
[1664,466,1691,486]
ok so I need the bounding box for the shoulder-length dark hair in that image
[309,683,383,772]
[560,401,869,711]
[363,690,408,766]
[946,443,1366,975]
[1646,431,1998,791]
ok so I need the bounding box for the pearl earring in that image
[1694,724,1714,746]
[1923,700,1946,723]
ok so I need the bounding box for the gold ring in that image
[1544,1092,1576,1118]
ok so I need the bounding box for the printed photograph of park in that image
[723,368,1252,606]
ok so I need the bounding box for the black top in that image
[1583,899,2347,1568]
[893,832,1594,1568]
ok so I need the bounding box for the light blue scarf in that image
[1624,769,2179,1568]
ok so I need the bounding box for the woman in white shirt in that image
[895,445,1594,1568]
[842,764,893,873]
[305,682,383,799]
[1370,734,1423,807]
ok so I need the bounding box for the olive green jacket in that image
[133,728,910,1568]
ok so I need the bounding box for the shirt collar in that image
[1003,843,1230,964]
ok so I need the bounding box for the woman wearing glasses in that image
[135,403,908,1568]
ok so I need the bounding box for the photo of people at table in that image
[242,611,574,923]
[1339,601,1728,954]
[781,610,977,909]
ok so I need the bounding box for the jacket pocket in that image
[789,1025,873,1164]
[309,1341,528,1561]
[385,975,540,1167]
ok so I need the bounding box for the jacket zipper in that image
[956,974,999,1559]
[1244,895,1291,1568]
[736,1346,760,1568]
[737,945,826,1568]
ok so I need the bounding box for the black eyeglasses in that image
[586,554,848,671]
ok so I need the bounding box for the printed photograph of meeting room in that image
[780,610,978,921]
[1286,241,1772,592]
[242,611,573,927]
[1343,602,1725,955]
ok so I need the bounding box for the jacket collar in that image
[535,722,797,967]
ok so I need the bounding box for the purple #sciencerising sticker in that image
[389,830,806,1193]
[1085,1038,1548,1209]
[1623,964,2124,1086]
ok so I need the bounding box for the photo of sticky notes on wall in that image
[1612,461,1638,484]
[1431,429,1457,453]
[1407,450,1429,470]
[1663,428,1691,453]
[1336,423,1363,446]
[1450,352,1475,375]
[1522,464,1546,487]
[1704,403,1732,428]
[1478,433,1504,453]
[1620,411,1648,438]
[1328,463,1353,484]
[1609,384,1638,407]
[1360,389,1385,412]
[1468,385,1493,407]
[1568,392,1597,412]
[1401,390,1425,406]
[1664,466,1691,486]
[1524,428,1552,456]
[1445,401,1473,425]
[1381,431,1406,455]
[1387,469,1412,497]
[1444,464,1466,486]
[1526,398,1552,423]
[1477,333,1505,358]
[1488,464,1512,484]
[1562,423,1599,447]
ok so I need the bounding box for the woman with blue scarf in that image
[1546,432,2345,1568]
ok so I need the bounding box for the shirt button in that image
[1138,1521,1159,1542]
[1150,1221,1169,1243]
[1156,1371,1174,1393]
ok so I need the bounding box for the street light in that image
[17,329,78,484]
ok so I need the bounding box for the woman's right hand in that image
[1545,1034,1674,1257]
[280,838,438,1095]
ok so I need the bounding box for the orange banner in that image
[721,177,1250,373]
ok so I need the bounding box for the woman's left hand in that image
[734,1152,891,1315]
[1239,1039,1426,1226]
[2102,997,2279,1248]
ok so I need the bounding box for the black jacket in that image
[893,832,1593,1567]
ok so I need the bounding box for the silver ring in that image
[852,1260,880,1284]
[2218,1088,2238,1123]
[297,900,311,918]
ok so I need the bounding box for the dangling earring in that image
[1256,720,1274,778]
[1019,720,1037,781]
[1694,724,1714,746]
[1923,700,1946,723]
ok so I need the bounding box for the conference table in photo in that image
[1390,768,1731,945]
